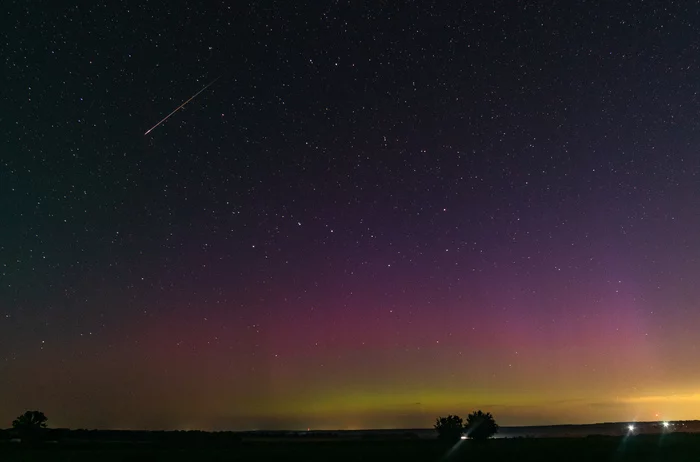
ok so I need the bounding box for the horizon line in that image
[7,419,698,433]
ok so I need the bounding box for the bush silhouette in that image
[12,411,48,443]
[464,410,498,440]
[434,414,464,441]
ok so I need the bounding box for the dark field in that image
[3,434,700,462]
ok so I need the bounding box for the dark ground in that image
[2,434,700,462]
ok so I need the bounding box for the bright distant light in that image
[662,422,670,428]
[460,435,467,440]
[628,424,635,432]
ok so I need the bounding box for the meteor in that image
[144,76,220,136]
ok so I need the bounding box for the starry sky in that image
[2,1,700,431]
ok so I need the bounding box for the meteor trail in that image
[144,76,220,136]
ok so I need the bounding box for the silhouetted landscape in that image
[4,419,700,461]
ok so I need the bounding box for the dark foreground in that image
[3,434,700,462]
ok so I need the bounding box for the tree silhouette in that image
[434,414,464,442]
[12,411,48,443]
[464,410,498,440]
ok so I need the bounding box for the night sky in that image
[3,1,700,431]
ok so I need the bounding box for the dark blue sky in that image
[2,1,700,430]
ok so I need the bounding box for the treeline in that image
[0,428,428,444]
[0,428,243,444]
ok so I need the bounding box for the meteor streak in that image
[144,76,220,136]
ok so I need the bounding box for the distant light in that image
[662,422,670,428]
[628,424,635,432]
[460,435,467,440]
